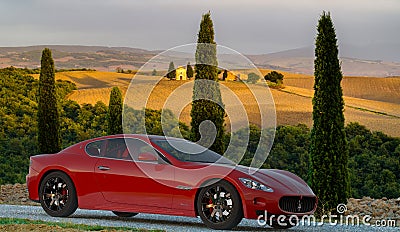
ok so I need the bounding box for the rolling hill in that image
[247,46,400,77]
[0,45,157,71]
[2,45,400,76]
[34,70,400,137]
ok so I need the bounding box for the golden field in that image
[42,70,400,137]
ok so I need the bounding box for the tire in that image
[196,180,243,230]
[39,171,78,217]
[112,211,138,217]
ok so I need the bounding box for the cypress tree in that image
[37,48,61,154]
[167,61,176,80]
[107,86,123,135]
[186,62,194,79]
[190,12,225,154]
[222,69,228,81]
[310,12,349,213]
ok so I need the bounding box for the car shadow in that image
[71,214,206,227]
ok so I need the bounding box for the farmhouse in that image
[175,66,187,80]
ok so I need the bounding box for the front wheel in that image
[39,171,78,217]
[196,180,243,230]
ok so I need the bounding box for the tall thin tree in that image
[37,48,61,153]
[167,61,176,80]
[107,87,123,135]
[186,62,194,79]
[190,12,225,154]
[310,12,349,213]
[222,69,228,81]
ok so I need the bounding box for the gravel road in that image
[0,204,398,232]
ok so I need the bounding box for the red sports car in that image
[27,134,317,230]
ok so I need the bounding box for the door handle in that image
[97,166,110,171]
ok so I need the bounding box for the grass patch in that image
[0,217,164,231]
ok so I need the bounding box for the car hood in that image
[234,165,314,195]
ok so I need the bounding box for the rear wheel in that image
[196,180,243,230]
[112,211,138,217]
[39,171,78,217]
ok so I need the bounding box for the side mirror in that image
[138,152,158,162]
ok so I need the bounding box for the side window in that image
[125,139,159,162]
[86,140,104,157]
[104,138,131,160]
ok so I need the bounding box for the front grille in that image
[279,196,316,213]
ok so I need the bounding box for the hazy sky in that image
[1,0,399,56]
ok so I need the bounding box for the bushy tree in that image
[264,71,284,84]
[107,87,123,135]
[247,72,260,84]
[116,67,123,73]
[186,62,194,79]
[166,62,176,80]
[346,122,400,198]
[190,12,225,154]
[37,48,61,154]
[309,12,349,213]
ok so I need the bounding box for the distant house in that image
[175,66,187,80]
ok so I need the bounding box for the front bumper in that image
[241,190,317,219]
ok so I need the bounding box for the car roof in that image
[60,134,184,153]
[82,134,183,142]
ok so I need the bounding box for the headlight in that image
[239,178,273,192]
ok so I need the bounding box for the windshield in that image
[152,138,234,165]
